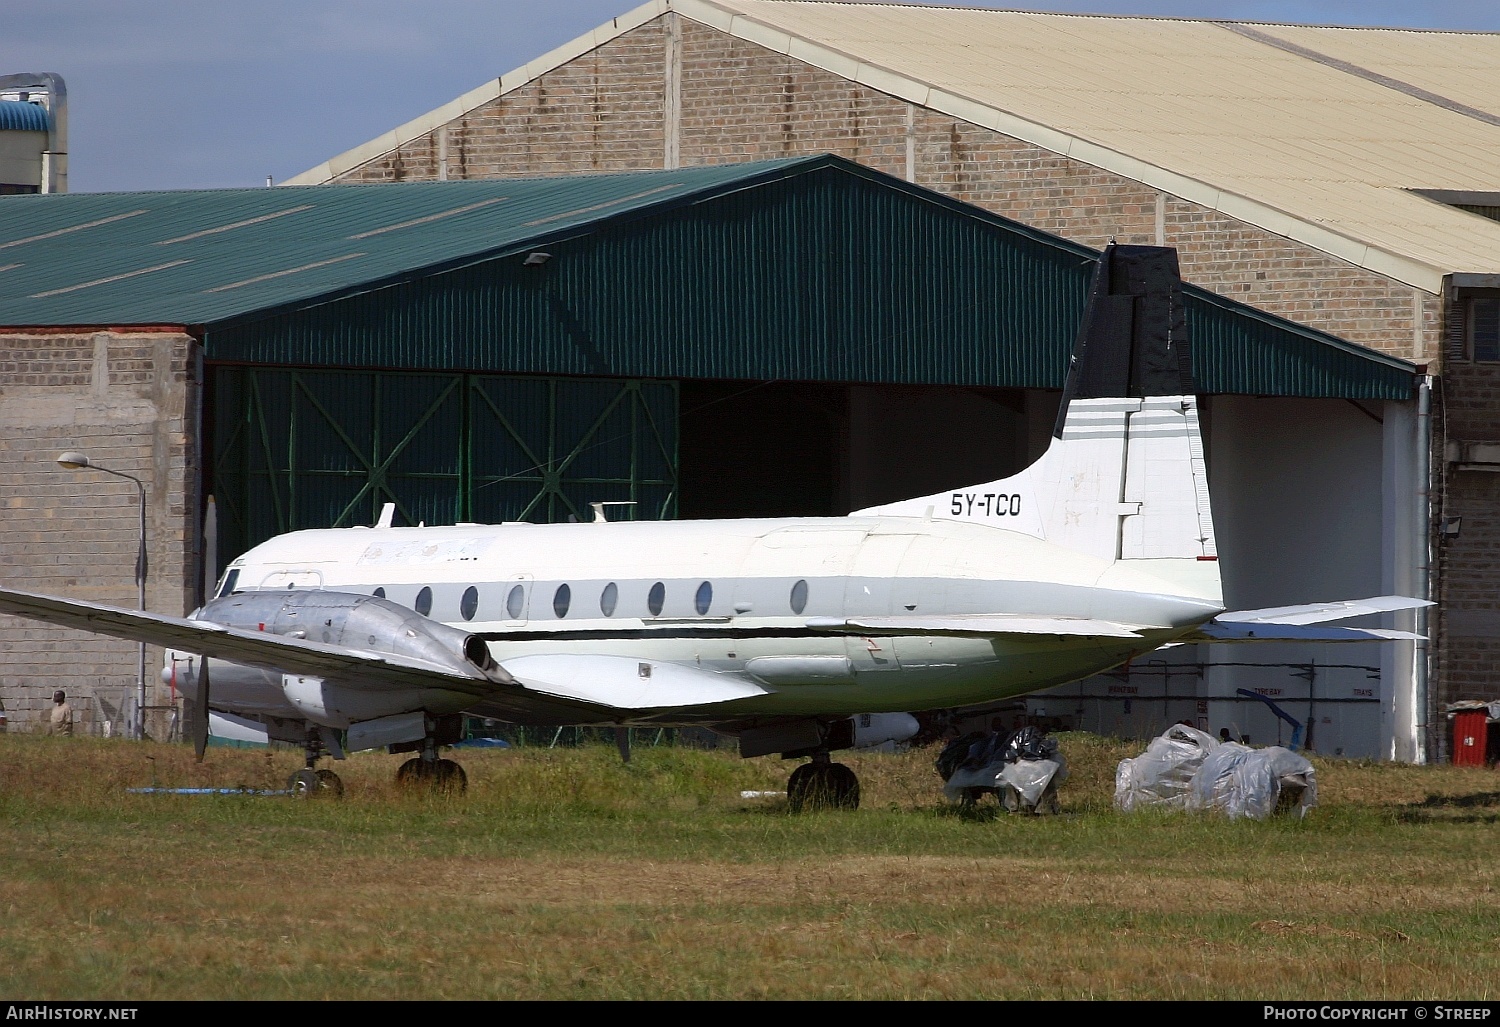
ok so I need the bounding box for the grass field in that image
[2,731,1498,1000]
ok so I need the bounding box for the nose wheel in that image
[289,728,344,798]
[287,767,344,798]
[786,755,860,812]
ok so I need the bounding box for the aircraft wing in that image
[0,586,767,712]
[805,614,1142,638]
[0,585,504,695]
[1214,595,1432,625]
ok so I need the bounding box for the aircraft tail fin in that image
[856,243,1218,599]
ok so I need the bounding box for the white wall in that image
[1033,395,1410,758]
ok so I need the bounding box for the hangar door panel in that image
[210,368,677,569]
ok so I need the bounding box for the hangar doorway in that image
[679,380,1053,520]
[207,367,678,569]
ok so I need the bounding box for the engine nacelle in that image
[196,589,497,677]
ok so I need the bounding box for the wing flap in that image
[499,654,770,709]
[806,614,1142,638]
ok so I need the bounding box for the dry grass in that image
[2,732,1498,999]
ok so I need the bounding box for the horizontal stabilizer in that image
[499,654,770,709]
[0,586,503,695]
[1186,622,1423,643]
[806,614,1141,638]
[1216,596,1432,626]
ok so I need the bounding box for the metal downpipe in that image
[1414,375,1432,764]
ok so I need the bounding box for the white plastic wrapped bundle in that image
[1115,725,1318,819]
[1187,744,1317,820]
[1113,723,1219,812]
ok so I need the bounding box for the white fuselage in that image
[195,514,1223,726]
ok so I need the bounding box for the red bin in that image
[1453,710,1489,767]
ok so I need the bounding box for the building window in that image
[1471,297,1500,361]
[600,582,618,617]
[648,581,665,617]
[790,579,809,615]
[460,586,479,621]
[553,583,571,619]
[415,586,433,616]
[506,584,525,620]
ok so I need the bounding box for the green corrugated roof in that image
[0,153,1416,399]
[0,159,815,326]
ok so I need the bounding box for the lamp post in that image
[56,451,147,740]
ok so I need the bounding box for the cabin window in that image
[506,584,525,620]
[600,582,618,617]
[648,581,666,617]
[460,586,479,621]
[373,587,385,599]
[695,581,713,615]
[415,586,433,616]
[216,569,240,598]
[790,579,809,615]
[553,583,571,618]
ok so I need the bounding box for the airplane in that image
[0,243,1429,809]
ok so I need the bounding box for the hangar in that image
[279,0,1500,760]
[0,154,1417,755]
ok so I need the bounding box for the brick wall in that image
[0,330,199,735]
[1433,356,1500,717]
[336,14,1441,365]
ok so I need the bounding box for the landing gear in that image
[786,753,860,813]
[289,728,343,798]
[287,766,343,797]
[394,737,467,794]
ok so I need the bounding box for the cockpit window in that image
[216,569,240,598]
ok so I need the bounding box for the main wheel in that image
[432,759,467,795]
[314,768,345,798]
[786,762,819,813]
[786,762,861,813]
[824,762,860,810]
[396,758,430,787]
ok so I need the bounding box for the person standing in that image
[46,690,73,736]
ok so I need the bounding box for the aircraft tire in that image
[395,758,429,787]
[786,762,860,813]
[825,763,860,810]
[315,769,345,798]
[786,762,818,813]
[288,768,323,797]
[433,758,467,795]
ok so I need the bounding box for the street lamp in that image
[56,451,147,740]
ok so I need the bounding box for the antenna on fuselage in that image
[375,503,395,528]
[590,501,637,524]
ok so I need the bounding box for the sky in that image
[5,0,1499,194]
